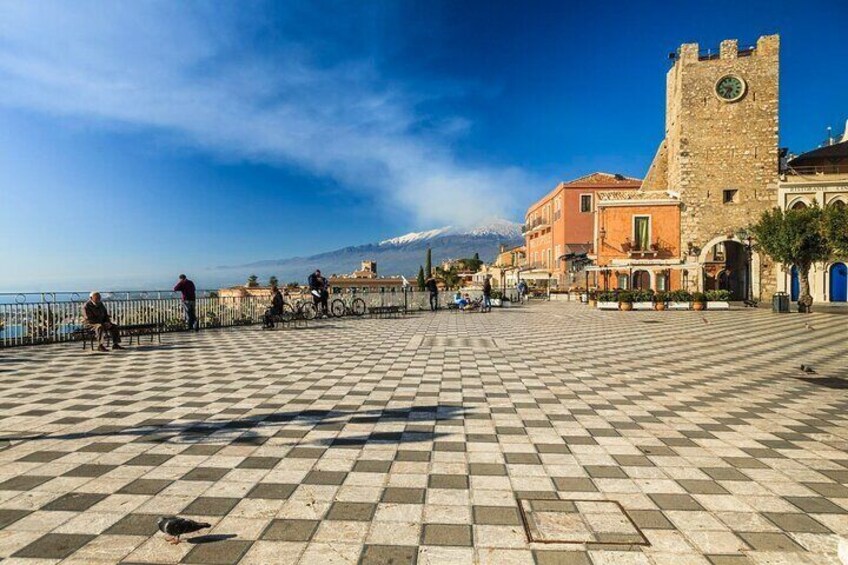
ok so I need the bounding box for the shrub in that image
[653,291,668,303]
[490,290,503,300]
[667,290,692,302]
[618,291,634,304]
[691,292,707,303]
[597,291,618,302]
[632,289,654,302]
[705,290,731,301]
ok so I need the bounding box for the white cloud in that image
[0,1,533,227]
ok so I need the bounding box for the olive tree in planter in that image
[823,203,848,258]
[691,292,707,311]
[750,205,831,313]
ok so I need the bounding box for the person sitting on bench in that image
[83,292,123,352]
[454,292,468,309]
[263,285,284,328]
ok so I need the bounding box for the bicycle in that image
[330,293,367,318]
[285,292,317,320]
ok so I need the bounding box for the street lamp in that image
[735,228,755,306]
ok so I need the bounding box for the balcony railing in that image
[521,217,550,234]
[786,164,848,176]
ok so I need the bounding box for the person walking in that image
[482,276,493,312]
[82,292,122,352]
[308,269,329,317]
[517,279,528,304]
[425,276,439,311]
[174,274,198,331]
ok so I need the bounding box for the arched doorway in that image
[830,263,847,302]
[790,200,808,210]
[632,270,650,290]
[703,240,747,300]
[790,266,800,302]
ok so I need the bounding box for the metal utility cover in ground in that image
[518,499,649,546]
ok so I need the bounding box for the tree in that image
[425,248,432,278]
[750,205,830,313]
[823,203,848,257]
[246,274,259,287]
[417,266,426,291]
[268,275,279,288]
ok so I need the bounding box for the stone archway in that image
[699,236,752,300]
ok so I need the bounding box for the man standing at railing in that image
[83,292,122,352]
[425,275,439,311]
[174,274,198,331]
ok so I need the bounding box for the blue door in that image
[830,263,847,302]
[790,266,800,301]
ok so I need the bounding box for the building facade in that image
[522,172,640,288]
[776,126,848,303]
[591,35,781,300]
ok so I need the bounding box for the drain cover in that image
[518,499,648,545]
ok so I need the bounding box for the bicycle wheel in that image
[330,299,345,318]
[280,303,295,323]
[299,302,317,320]
[351,298,366,316]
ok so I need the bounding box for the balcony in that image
[622,239,661,258]
[521,217,550,235]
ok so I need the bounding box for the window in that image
[723,189,739,204]
[633,216,650,251]
[580,194,593,213]
[617,274,629,289]
[656,273,668,291]
[790,200,808,210]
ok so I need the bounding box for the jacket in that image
[83,300,111,326]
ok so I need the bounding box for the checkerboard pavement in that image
[0,302,846,564]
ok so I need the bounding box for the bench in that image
[368,306,403,319]
[75,323,162,350]
[262,313,308,330]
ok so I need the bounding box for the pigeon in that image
[800,364,816,374]
[157,516,211,544]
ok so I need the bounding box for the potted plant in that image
[597,291,619,310]
[691,292,707,311]
[705,289,731,309]
[490,290,503,307]
[618,291,634,311]
[667,289,692,310]
[653,291,668,311]
[632,289,655,310]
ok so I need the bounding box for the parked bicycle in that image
[330,294,367,318]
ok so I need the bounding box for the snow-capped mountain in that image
[379,219,522,247]
[212,219,523,285]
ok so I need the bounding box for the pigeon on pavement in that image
[157,516,211,544]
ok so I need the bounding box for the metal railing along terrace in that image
[0,287,519,348]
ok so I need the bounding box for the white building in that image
[776,122,848,304]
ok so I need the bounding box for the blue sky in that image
[0,0,846,291]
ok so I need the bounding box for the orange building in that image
[522,172,640,287]
[592,190,688,290]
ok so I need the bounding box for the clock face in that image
[715,75,745,102]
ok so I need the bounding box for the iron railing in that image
[0,287,520,348]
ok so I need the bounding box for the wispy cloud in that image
[0,1,533,227]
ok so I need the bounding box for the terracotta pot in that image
[654,302,666,311]
[619,302,633,311]
[692,301,706,311]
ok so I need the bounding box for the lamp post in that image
[736,228,754,306]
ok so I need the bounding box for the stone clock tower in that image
[642,34,780,298]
